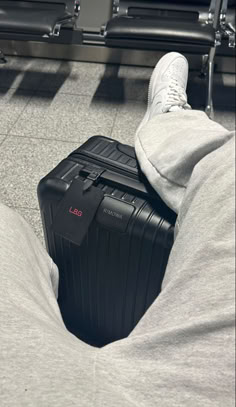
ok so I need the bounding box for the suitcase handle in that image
[80,166,158,200]
[117,143,136,159]
[100,170,150,197]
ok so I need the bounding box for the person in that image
[0,52,235,407]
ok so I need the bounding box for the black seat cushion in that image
[0,2,72,35]
[105,16,216,46]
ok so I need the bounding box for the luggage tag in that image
[52,177,104,246]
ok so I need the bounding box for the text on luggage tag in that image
[69,207,83,217]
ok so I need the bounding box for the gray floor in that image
[0,56,235,244]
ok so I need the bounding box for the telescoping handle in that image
[80,166,151,198]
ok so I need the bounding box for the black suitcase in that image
[38,136,176,347]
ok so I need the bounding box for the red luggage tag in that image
[52,178,104,246]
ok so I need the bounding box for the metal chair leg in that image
[205,47,216,120]
[0,50,7,64]
[200,54,209,77]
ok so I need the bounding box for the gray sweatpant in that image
[0,110,235,407]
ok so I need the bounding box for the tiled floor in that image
[0,56,235,244]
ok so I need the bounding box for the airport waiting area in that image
[0,0,235,241]
[0,1,235,406]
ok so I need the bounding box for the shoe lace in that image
[163,79,191,113]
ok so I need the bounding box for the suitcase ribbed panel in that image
[38,136,175,347]
[45,200,171,346]
[41,191,172,346]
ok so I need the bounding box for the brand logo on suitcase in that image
[69,207,83,217]
[103,208,123,220]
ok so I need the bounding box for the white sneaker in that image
[136,52,191,134]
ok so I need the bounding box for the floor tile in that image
[39,61,151,102]
[117,65,151,102]
[92,64,151,102]
[40,60,107,96]
[14,207,45,247]
[214,109,236,131]
[0,56,58,91]
[10,92,118,142]
[222,73,236,87]
[0,136,79,209]
[0,89,33,134]
[91,64,127,100]
[0,135,7,146]
[111,101,146,145]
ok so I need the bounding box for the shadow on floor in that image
[0,60,74,100]
[91,64,149,105]
[188,71,236,110]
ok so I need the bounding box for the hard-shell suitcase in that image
[38,136,176,347]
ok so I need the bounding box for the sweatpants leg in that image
[95,111,235,407]
[0,204,98,407]
[135,109,234,214]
